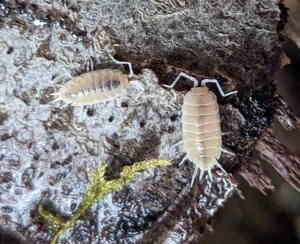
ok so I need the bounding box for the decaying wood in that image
[274,95,300,131]
[256,132,300,192]
[239,93,300,194]
[240,159,274,194]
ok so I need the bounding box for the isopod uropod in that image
[164,72,237,187]
[51,55,134,107]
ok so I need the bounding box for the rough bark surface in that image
[274,95,300,131]
[0,0,298,243]
[256,132,300,192]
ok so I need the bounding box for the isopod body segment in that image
[57,69,129,106]
[164,72,237,187]
[182,86,221,173]
[52,54,134,107]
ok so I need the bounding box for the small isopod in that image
[164,72,237,187]
[51,55,136,107]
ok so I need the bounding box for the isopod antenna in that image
[107,54,133,78]
[163,72,199,88]
[201,79,238,97]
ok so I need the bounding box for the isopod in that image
[51,55,135,107]
[164,72,237,187]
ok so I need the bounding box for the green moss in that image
[38,159,170,244]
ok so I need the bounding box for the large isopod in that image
[51,55,135,107]
[164,72,237,187]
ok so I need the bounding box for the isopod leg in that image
[61,69,73,79]
[60,103,70,109]
[199,169,205,181]
[214,160,228,175]
[50,93,59,96]
[200,79,238,97]
[190,166,199,188]
[129,80,145,100]
[163,72,199,89]
[136,90,144,100]
[81,105,86,113]
[221,148,235,156]
[50,84,65,98]
[107,54,133,78]
[86,58,94,72]
[207,169,213,181]
[179,155,188,166]
[172,140,183,148]
[52,98,62,103]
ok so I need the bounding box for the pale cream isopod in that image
[51,55,136,107]
[164,72,237,187]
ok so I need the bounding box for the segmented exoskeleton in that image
[164,72,237,187]
[51,55,135,107]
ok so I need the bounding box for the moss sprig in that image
[38,159,170,244]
